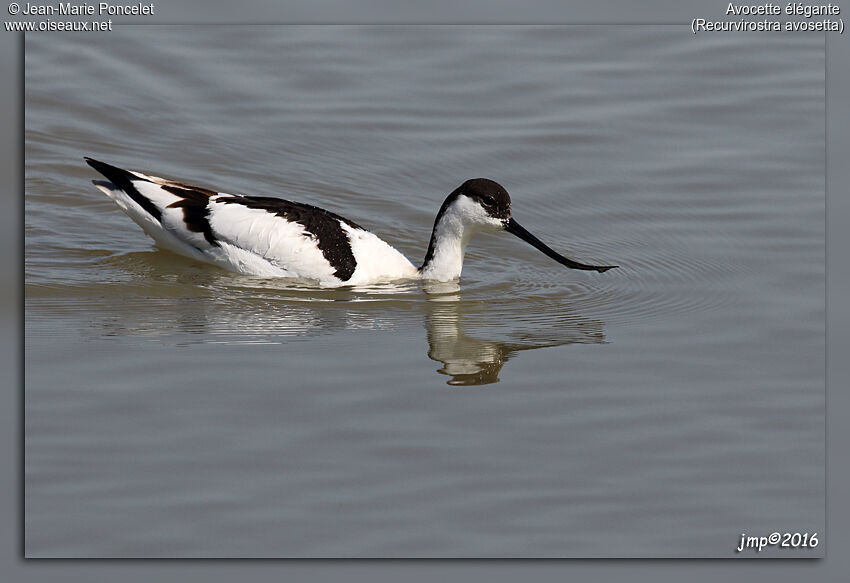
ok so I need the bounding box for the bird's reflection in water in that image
[422,281,606,386]
[90,252,608,384]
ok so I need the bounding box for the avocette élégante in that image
[85,157,617,287]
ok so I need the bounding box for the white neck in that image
[420,212,473,281]
[420,195,497,281]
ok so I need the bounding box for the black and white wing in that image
[85,157,416,284]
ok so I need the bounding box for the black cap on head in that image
[424,177,618,274]
[457,178,512,219]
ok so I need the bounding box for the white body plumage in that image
[86,158,616,287]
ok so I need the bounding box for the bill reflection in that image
[423,281,606,386]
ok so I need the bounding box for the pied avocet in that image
[86,157,617,287]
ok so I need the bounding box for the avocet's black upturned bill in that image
[85,158,617,286]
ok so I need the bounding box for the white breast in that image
[340,223,419,285]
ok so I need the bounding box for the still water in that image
[25,26,824,556]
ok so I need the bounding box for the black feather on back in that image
[85,157,162,222]
[217,195,364,282]
[163,185,219,246]
[86,157,366,282]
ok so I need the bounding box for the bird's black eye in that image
[482,196,495,206]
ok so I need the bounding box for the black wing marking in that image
[86,157,367,281]
[217,196,364,281]
[163,185,219,246]
[85,157,162,222]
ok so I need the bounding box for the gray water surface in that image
[25,26,824,557]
